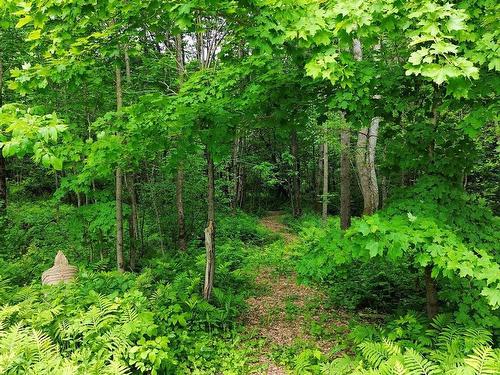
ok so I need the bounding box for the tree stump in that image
[41,251,77,285]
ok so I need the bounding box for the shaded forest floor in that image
[242,212,352,374]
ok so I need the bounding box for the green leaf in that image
[52,157,63,171]
[26,29,41,41]
[16,16,33,28]
[366,242,380,257]
[359,222,370,236]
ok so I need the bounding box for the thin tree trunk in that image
[124,49,131,83]
[367,118,380,213]
[322,140,328,221]
[175,33,187,250]
[203,148,216,300]
[126,174,139,270]
[424,88,440,318]
[0,55,7,216]
[290,129,301,217]
[315,143,324,213]
[425,266,438,319]
[381,175,388,208]
[236,138,245,209]
[115,168,124,272]
[115,64,124,272]
[340,127,351,230]
[176,165,187,250]
[231,137,244,213]
[92,180,97,204]
[356,127,371,213]
[152,196,165,254]
[148,166,166,254]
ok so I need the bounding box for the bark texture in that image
[0,55,7,215]
[356,118,380,215]
[175,34,187,250]
[115,168,124,272]
[290,129,302,218]
[315,143,324,213]
[340,128,351,230]
[115,64,124,272]
[126,174,139,270]
[176,165,187,250]
[322,141,328,221]
[231,137,244,213]
[203,149,216,300]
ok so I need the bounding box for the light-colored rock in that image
[42,251,77,285]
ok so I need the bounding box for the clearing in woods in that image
[243,212,351,374]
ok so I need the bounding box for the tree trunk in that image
[425,266,438,319]
[115,168,124,272]
[356,118,380,216]
[290,129,301,217]
[352,39,363,61]
[126,174,139,270]
[322,140,328,221]
[231,137,239,213]
[340,128,351,230]
[0,55,7,216]
[236,139,245,209]
[231,137,245,213]
[0,152,6,216]
[381,175,388,208]
[175,33,187,251]
[147,166,165,254]
[203,148,216,300]
[124,49,131,83]
[315,143,323,213]
[356,127,370,212]
[352,38,380,216]
[367,118,380,213]
[176,165,187,250]
[115,64,124,272]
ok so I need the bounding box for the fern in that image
[359,341,395,368]
[436,325,463,350]
[403,348,441,375]
[462,328,492,350]
[393,361,409,375]
[464,346,499,375]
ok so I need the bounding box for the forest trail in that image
[244,212,341,374]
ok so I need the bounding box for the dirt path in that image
[244,212,340,374]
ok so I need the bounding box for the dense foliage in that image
[0,0,498,373]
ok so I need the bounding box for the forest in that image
[0,0,499,374]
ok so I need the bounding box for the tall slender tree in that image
[0,54,7,216]
[115,62,124,272]
[340,126,351,229]
[175,33,187,251]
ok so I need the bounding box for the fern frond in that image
[462,328,492,349]
[436,325,463,350]
[359,341,393,368]
[464,346,497,375]
[403,348,441,375]
[119,304,137,324]
[429,314,453,333]
[383,338,402,356]
[30,328,59,361]
[103,360,131,375]
[393,361,409,375]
